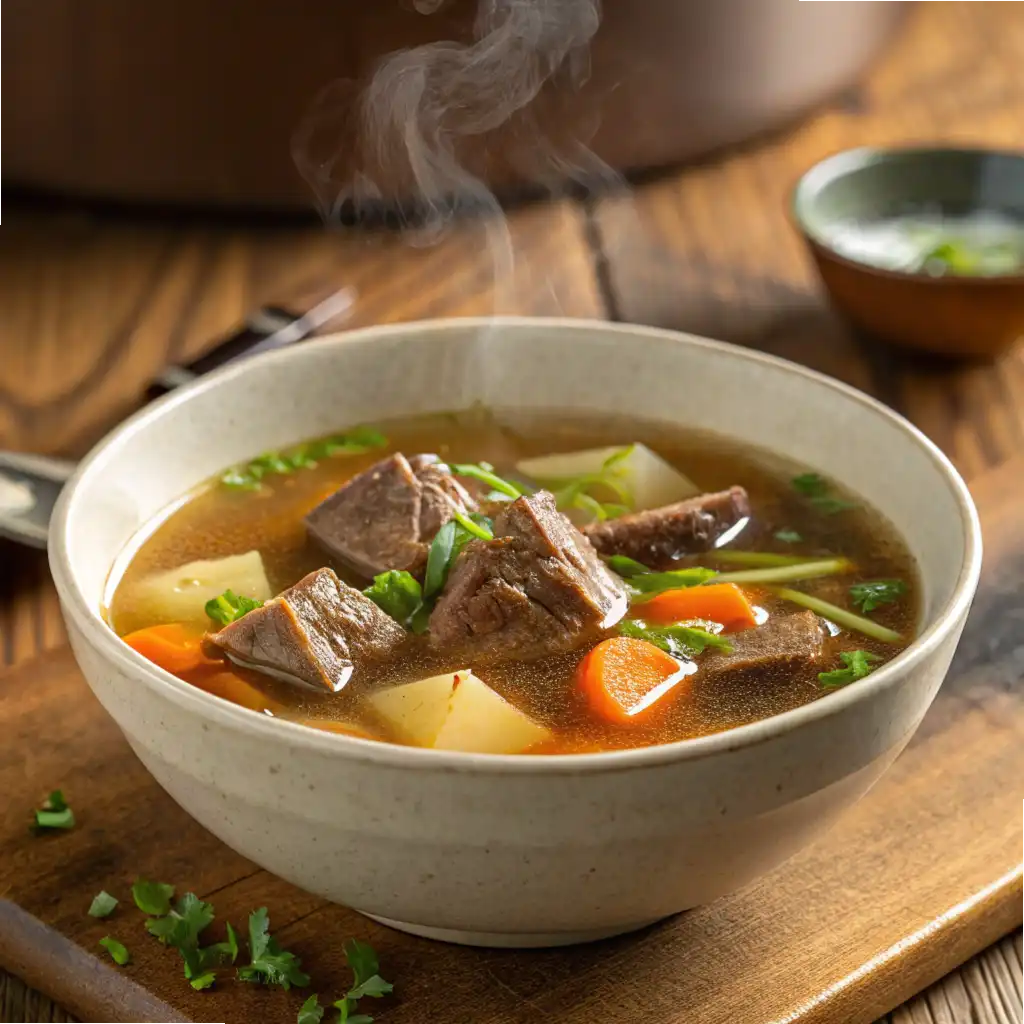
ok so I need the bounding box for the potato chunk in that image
[368,670,551,754]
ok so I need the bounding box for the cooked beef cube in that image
[306,453,477,579]
[582,486,751,567]
[702,610,825,685]
[204,567,406,691]
[429,491,628,662]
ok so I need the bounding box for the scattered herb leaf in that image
[298,994,325,1024]
[818,649,882,689]
[626,567,719,598]
[774,529,802,543]
[132,879,175,916]
[33,790,75,831]
[88,891,119,919]
[333,940,393,1024]
[205,589,265,626]
[99,937,130,966]
[363,571,423,629]
[849,579,907,613]
[190,972,216,991]
[238,907,310,990]
[791,472,858,515]
[620,619,733,657]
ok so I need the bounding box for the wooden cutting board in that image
[1,458,1021,1024]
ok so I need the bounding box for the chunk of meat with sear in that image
[429,491,628,662]
[701,610,825,686]
[204,567,407,691]
[582,486,751,568]
[305,453,477,579]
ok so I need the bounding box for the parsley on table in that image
[849,579,907,613]
[774,529,802,543]
[238,907,310,990]
[791,472,858,515]
[88,891,119,919]
[818,649,882,689]
[620,619,733,657]
[205,589,265,626]
[33,790,75,832]
[132,878,175,916]
[333,939,393,1024]
[98,937,130,966]
[298,994,325,1024]
[189,971,217,991]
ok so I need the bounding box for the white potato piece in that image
[516,443,700,511]
[127,550,273,628]
[368,670,552,754]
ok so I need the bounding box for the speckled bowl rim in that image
[49,316,983,776]
[791,145,1024,285]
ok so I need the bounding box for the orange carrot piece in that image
[197,670,284,714]
[638,583,757,630]
[122,624,216,675]
[577,636,691,724]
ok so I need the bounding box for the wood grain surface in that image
[1,2,1022,1021]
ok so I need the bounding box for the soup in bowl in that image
[49,318,981,946]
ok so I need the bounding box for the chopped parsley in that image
[238,907,310,990]
[222,426,387,490]
[774,529,802,543]
[791,472,858,515]
[449,462,525,499]
[98,937,130,966]
[363,570,424,629]
[333,939,393,1024]
[849,579,907,613]
[620,619,733,657]
[33,790,75,832]
[132,878,175,916]
[818,649,882,689]
[88,891,119,919]
[205,589,264,626]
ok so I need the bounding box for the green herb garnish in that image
[849,579,907,613]
[99,937,130,966]
[774,529,802,543]
[298,994,325,1024]
[238,907,310,990]
[132,879,175,916]
[363,570,424,629]
[333,938,393,1024]
[33,790,75,831]
[450,463,525,499]
[546,446,636,522]
[620,619,733,657]
[189,971,217,991]
[626,567,719,598]
[221,427,387,490]
[791,472,858,515]
[818,649,882,689]
[88,891,119,919]
[205,589,265,626]
[770,587,902,644]
[605,554,653,578]
[422,513,494,600]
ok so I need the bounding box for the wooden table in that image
[1,3,1021,1021]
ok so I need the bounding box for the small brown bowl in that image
[792,147,1024,359]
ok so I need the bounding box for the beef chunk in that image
[204,567,406,691]
[702,610,825,685]
[305,453,477,579]
[429,491,628,662]
[582,486,751,567]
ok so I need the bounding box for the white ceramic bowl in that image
[49,318,981,948]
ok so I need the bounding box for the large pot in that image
[4,0,907,211]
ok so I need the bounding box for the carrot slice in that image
[577,636,691,724]
[196,670,284,714]
[122,623,217,675]
[638,583,757,630]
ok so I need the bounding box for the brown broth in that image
[107,408,920,752]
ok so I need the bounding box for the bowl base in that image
[360,912,668,948]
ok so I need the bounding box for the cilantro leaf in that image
[620,619,733,657]
[626,567,718,597]
[132,879,175,916]
[205,589,264,627]
[33,790,75,831]
[330,939,392,1024]
[818,649,882,689]
[810,496,859,514]
[144,891,217,985]
[791,473,858,515]
[238,907,310,990]
[363,570,423,628]
[849,579,907,613]
[190,972,216,991]
[774,529,802,543]
[298,994,325,1024]
[88,891,119,919]
[99,937,130,966]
